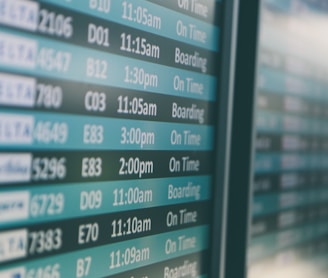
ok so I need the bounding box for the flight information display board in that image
[0,0,229,277]
[249,0,328,277]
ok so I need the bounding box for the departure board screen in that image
[0,0,229,277]
[249,0,328,277]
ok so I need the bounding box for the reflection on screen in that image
[249,0,328,277]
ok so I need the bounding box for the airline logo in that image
[0,0,39,31]
[0,229,27,262]
[0,153,32,183]
[0,191,29,222]
[0,114,34,144]
[0,73,36,107]
[0,32,37,68]
[0,267,25,278]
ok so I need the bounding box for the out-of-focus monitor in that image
[0,0,236,277]
[248,0,328,277]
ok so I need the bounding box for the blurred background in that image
[248,0,328,277]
